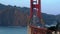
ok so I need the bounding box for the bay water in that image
[0,26,27,34]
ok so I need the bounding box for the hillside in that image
[0,3,59,26]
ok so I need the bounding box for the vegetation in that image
[0,3,59,26]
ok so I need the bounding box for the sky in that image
[0,0,60,15]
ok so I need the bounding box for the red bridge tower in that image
[30,0,44,27]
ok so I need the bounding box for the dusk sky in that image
[0,0,60,15]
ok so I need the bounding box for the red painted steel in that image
[30,26,52,34]
[30,0,42,19]
[29,0,52,34]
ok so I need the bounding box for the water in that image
[0,27,27,34]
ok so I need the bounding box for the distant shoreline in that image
[0,26,26,28]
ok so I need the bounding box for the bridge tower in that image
[30,0,44,27]
[27,0,45,34]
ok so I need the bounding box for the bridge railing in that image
[30,26,60,34]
